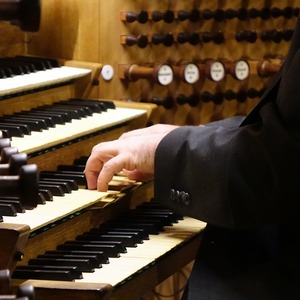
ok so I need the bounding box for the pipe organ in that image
[0,0,298,299]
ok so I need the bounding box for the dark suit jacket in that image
[154,14,300,300]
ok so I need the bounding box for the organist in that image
[84,12,300,300]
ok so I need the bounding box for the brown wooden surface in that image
[20,0,297,125]
[0,223,30,274]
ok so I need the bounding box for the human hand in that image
[84,124,178,191]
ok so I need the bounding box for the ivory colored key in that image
[2,189,114,231]
[0,66,91,97]
[11,107,146,153]
[77,217,206,286]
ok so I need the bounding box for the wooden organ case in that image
[0,0,298,300]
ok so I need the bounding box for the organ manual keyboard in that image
[0,55,206,300]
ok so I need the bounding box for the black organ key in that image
[93,99,115,110]
[55,103,93,117]
[65,100,102,113]
[31,108,72,122]
[38,189,53,202]
[0,130,10,139]
[16,55,60,68]
[84,100,108,112]
[13,265,82,281]
[5,122,32,135]
[87,229,143,244]
[76,233,138,248]
[13,55,59,70]
[97,226,149,240]
[28,257,96,273]
[27,110,65,125]
[121,211,174,226]
[0,116,44,131]
[0,124,25,137]
[8,57,47,71]
[44,250,109,265]
[1,66,14,78]
[73,157,88,165]
[36,253,101,269]
[57,243,121,258]
[116,209,169,227]
[39,105,82,119]
[133,208,180,223]
[4,58,37,73]
[39,171,87,186]
[40,177,78,190]
[136,201,183,220]
[64,240,127,254]
[0,68,7,78]
[0,197,25,213]
[57,164,85,172]
[39,179,73,193]
[0,203,17,216]
[14,111,57,127]
[31,265,83,278]
[37,192,47,205]
[0,61,26,76]
[38,183,65,196]
[106,220,161,235]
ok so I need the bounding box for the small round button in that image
[234,60,250,80]
[210,61,225,81]
[101,65,114,81]
[157,64,173,85]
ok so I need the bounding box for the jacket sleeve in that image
[154,100,300,229]
[154,15,300,230]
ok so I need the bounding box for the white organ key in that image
[77,217,206,286]
[10,107,146,153]
[0,66,91,97]
[2,189,113,231]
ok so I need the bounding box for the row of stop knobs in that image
[121,29,294,48]
[119,59,281,85]
[121,7,299,23]
[138,88,266,108]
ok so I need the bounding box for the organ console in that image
[0,55,206,300]
[1,1,298,299]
